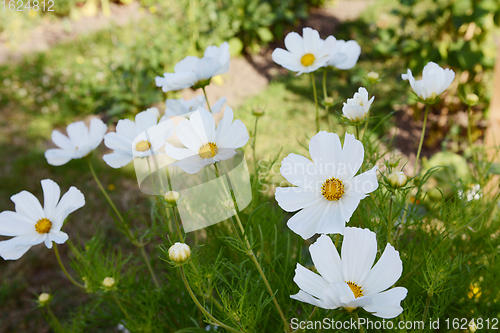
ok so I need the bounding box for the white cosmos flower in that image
[145,107,161,119]
[0,179,85,260]
[164,96,227,118]
[401,61,455,101]
[326,39,361,70]
[291,228,407,319]
[164,106,249,174]
[275,131,378,239]
[103,111,174,168]
[45,118,107,166]
[272,27,336,75]
[342,87,374,122]
[155,42,230,92]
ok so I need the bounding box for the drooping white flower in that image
[326,39,361,70]
[155,42,230,92]
[272,27,337,75]
[164,106,249,174]
[103,111,174,168]
[342,87,374,122]
[275,131,378,239]
[0,179,85,260]
[164,96,227,118]
[401,61,455,101]
[291,228,408,319]
[45,118,107,166]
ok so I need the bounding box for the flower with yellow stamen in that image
[291,228,408,319]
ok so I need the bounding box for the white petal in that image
[176,119,204,152]
[279,153,323,189]
[335,40,361,70]
[52,187,85,229]
[309,235,344,283]
[302,27,320,54]
[174,56,200,72]
[158,72,197,92]
[135,111,158,137]
[346,166,379,197]
[103,132,133,152]
[210,96,227,114]
[293,263,329,299]
[272,48,302,72]
[45,148,76,166]
[172,155,206,174]
[0,211,34,236]
[164,143,198,160]
[363,287,407,319]
[339,133,364,181]
[290,290,330,309]
[102,150,133,168]
[115,119,137,141]
[361,244,403,295]
[49,230,69,245]
[341,227,377,284]
[88,118,107,149]
[66,121,89,148]
[315,200,346,235]
[191,108,216,143]
[275,187,322,212]
[308,131,342,179]
[41,179,61,221]
[337,191,361,223]
[287,200,328,239]
[284,31,305,55]
[11,190,44,222]
[51,130,75,151]
[216,120,249,149]
[213,148,236,161]
[0,233,44,260]
[195,57,222,80]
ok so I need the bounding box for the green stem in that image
[414,104,430,176]
[112,292,133,323]
[311,72,319,133]
[253,116,259,172]
[353,312,365,333]
[355,125,360,141]
[422,292,432,323]
[180,267,243,333]
[467,105,480,180]
[202,87,212,113]
[139,246,160,289]
[53,242,85,289]
[87,159,124,223]
[387,195,394,245]
[322,69,332,132]
[46,306,65,333]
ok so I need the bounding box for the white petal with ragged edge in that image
[0,211,34,236]
[41,179,60,221]
[271,48,302,72]
[164,142,198,161]
[187,109,211,145]
[103,150,133,169]
[315,200,345,235]
[88,118,107,149]
[347,166,379,197]
[363,287,407,319]
[174,56,200,73]
[51,130,75,151]
[339,133,364,181]
[275,186,321,212]
[341,227,377,285]
[293,263,329,299]
[52,187,85,230]
[210,96,227,114]
[66,121,89,148]
[49,230,69,245]
[0,233,44,260]
[334,40,361,70]
[104,132,133,152]
[360,243,403,295]
[195,57,222,80]
[291,290,329,308]
[176,120,204,152]
[302,27,320,54]
[135,111,158,137]
[217,120,249,149]
[308,131,342,179]
[45,148,76,166]
[284,31,304,55]
[279,153,323,189]
[115,119,137,141]
[11,190,44,222]
[287,200,328,239]
[310,235,344,283]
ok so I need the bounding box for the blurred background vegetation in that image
[1,0,500,331]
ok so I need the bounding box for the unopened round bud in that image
[367,71,379,84]
[164,191,180,205]
[168,243,191,263]
[102,277,115,289]
[466,93,479,106]
[38,293,50,305]
[223,199,235,210]
[388,171,407,188]
[252,107,265,117]
[387,158,399,168]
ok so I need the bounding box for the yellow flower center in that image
[199,142,218,159]
[35,218,52,234]
[135,140,151,152]
[321,177,345,201]
[346,281,363,298]
[301,53,315,66]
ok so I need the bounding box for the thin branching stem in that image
[387,195,394,245]
[414,104,430,176]
[179,267,244,333]
[53,242,85,290]
[202,86,212,112]
[45,306,65,333]
[111,292,133,324]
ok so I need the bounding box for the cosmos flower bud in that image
[252,107,265,117]
[388,171,407,188]
[102,277,116,289]
[367,71,379,84]
[387,158,399,168]
[38,293,51,306]
[324,97,334,107]
[164,191,180,205]
[465,93,479,106]
[169,243,191,264]
[223,199,235,210]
